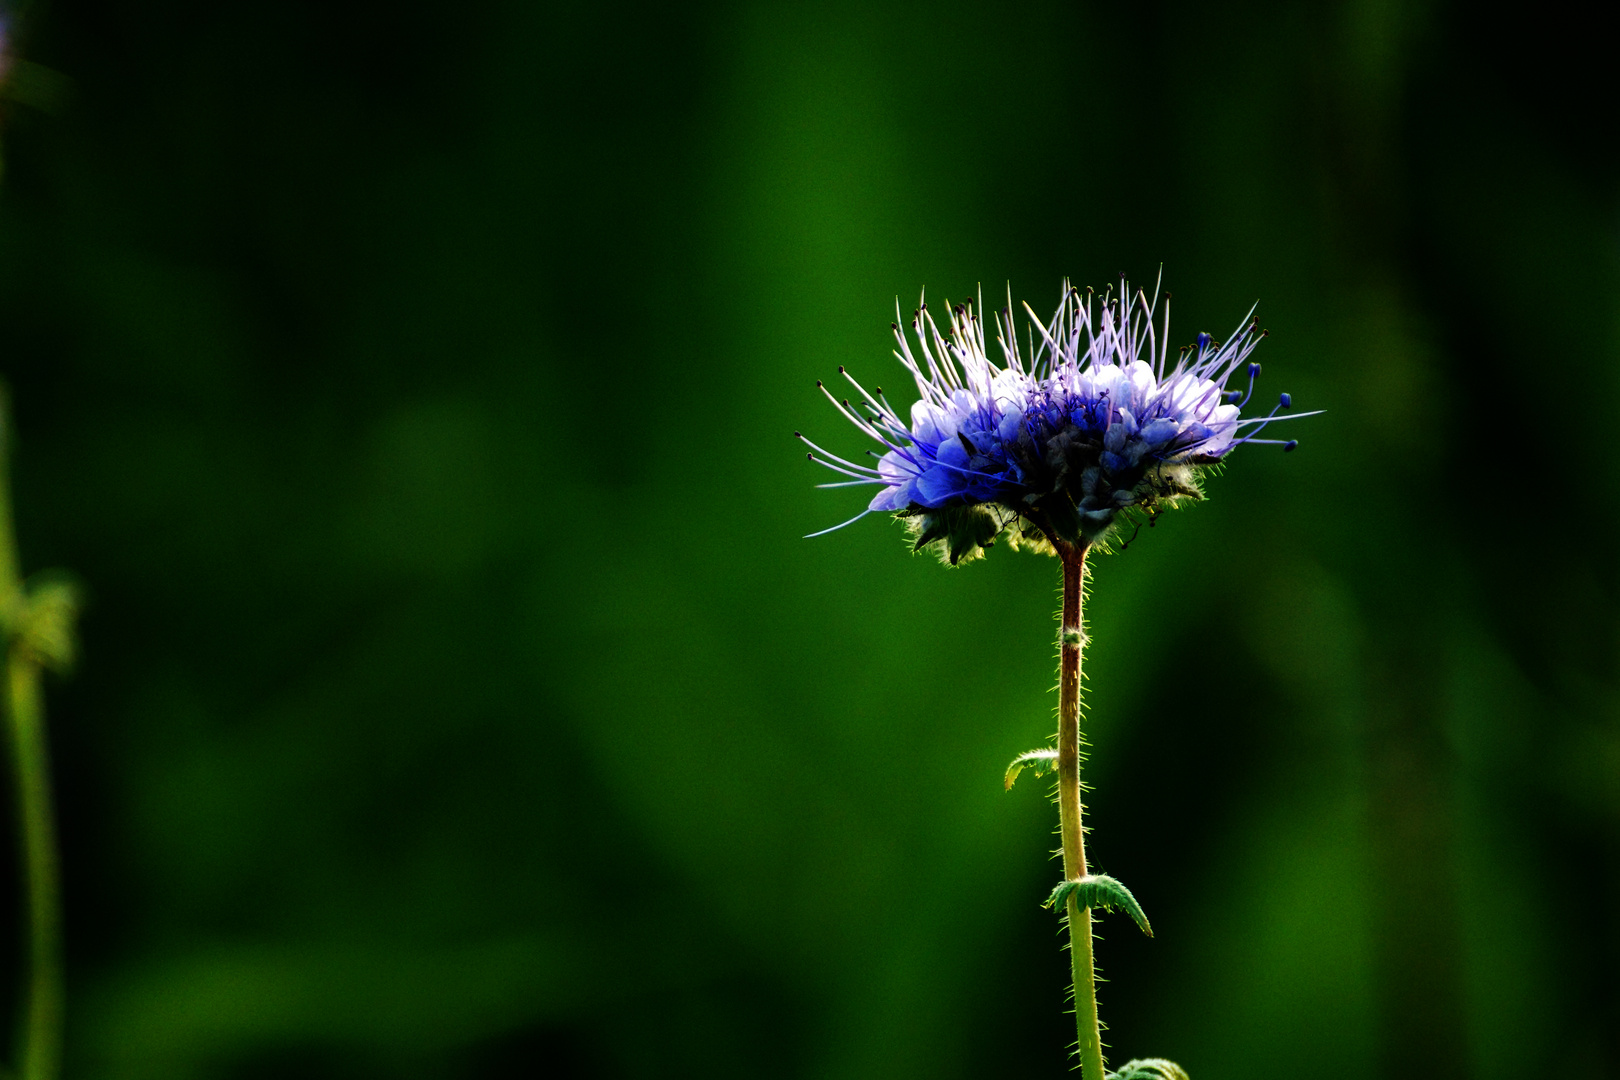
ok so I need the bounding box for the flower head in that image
[801,278,1312,563]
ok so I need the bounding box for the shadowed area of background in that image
[0,0,1615,1076]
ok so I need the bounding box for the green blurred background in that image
[0,0,1616,1076]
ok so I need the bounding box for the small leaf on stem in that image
[1108,1059,1190,1080]
[1045,874,1153,937]
[1003,747,1058,790]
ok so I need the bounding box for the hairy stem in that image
[0,388,63,1080]
[1057,540,1103,1080]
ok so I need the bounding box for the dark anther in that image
[838,365,846,373]
[891,322,898,330]
[1120,517,1146,550]
[1197,332,1211,348]
[1247,363,1260,378]
[1260,328,1270,337]
[875,387,883,395]
[815,380,824,387]
[1283,440,1298,452]
[1279,392,1292,408]
[793,431,802,438]
[841,399,851,407]
[806,452,815,461]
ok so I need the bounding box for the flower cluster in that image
[801,279,1311,563]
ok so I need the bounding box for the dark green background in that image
[0,0,1615,1076]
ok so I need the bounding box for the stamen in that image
[803,508,875,539]
[797,432,881,475]
[806,453,884,482]
[1236,364,1260,409]
[820,383,911,454]
[1234,409,1323,425]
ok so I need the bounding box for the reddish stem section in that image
[1056,540,1104,1080]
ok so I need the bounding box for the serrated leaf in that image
[1108,1059,1189,1080]
[1045,873,1153,937]
[1003,748,1058,790]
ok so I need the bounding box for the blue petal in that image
[916,466,963,506]
[998,410,1026,442]
[867,483,913,512]
[936,438,970,469]
[1138,418,1180,447]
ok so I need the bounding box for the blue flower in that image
[801,279,1314,563]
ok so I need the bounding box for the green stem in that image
[3,653,60,1080]
[0,387,63,1080]
[1057,541,1103,1080]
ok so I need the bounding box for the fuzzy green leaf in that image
[1108,1059,1189,1080]
[1003,748,1058,791]
[1045,873,1153,937]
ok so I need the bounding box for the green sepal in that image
[1108,1059,1189,1080]
[1003,748,1058,791]
[1045,873,1153,937]
[906,505,1000,566]
[1078,507,1120,542]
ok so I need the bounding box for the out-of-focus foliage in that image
[0,0,1614,1077]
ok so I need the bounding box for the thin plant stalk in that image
[0,388,64,1080]
[1056,540,1104,1080]
[3,653,60,1080]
